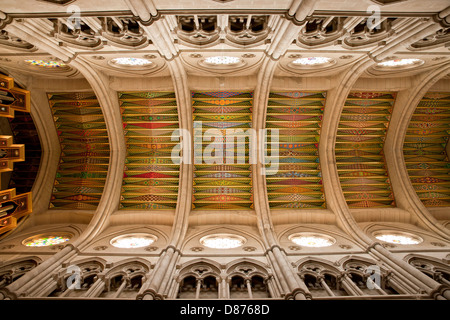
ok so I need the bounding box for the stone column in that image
[366,276,388,295]
[171,280,180,299]
[385,277,410,295]
[318,276,335,297]
[245,279,253,299]
[436,273,450,287]
[218,277,227,299]
[195,279,202,300]
[265,276,277,298]
[79,274,106,298]
[338,274,363,296]
[111,278,128,299]
[30,277,58,298]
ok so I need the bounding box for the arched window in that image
[409,256,450,287]
[199,276,218,299]
[49,261,104,298]
[323,273,347,297]
[343,260,399,296]
[298,261,347,298]
[226,261,273,299]
[178,276,197,299]
[0,258,39,289]
[176,261,221,299]
[230,276,247,299]
[251,275,270,298]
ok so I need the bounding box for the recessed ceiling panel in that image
[403,92,450,207]
[119,91,180,210]
[336,92,396,208]
[48,92,110,210]
[192,91,253,210]
[265,91,326,209]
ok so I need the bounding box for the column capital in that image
[136,288,164,300]
[285,288,312,300]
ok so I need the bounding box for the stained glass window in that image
[110,234,156,248]
[377,59,423,68]
[289,233,335,247]
[25,60,66,68]
[375,233,421,245]
[204,56,241,65]
[110,57,152,66]
[200,234,246,249]
[292,57,332,66]
[24,235,70,247]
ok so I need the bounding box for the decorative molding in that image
[0,30,36,51]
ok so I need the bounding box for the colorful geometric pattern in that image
[265,91,326,209]
[336,92,396,208]
[192,91,253,210]
[8,111,42,194]
[119,91,180,210]
[48,92,110,210]
[403,92,450,207]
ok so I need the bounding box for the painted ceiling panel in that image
[192,91,253,210]
[336,92,396,208]
[48,92,109,210]
[404,92,450,207]
[119,91,180,210]
[265,91,326,209]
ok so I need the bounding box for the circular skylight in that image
[204,56,241,65]
[110,57,152,66]
[200,234,246,249]
[288,233,335,247]
[292,57,332,66]
[24,59,66,68]
[377,58,423,68]
[110,233,157,248]
[375,232,422,245]
[23,234,71,247]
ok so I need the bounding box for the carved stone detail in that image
[53,18,103,50]
[297,17,345,48]
[226,15,270,47]
[409,28,450,51]
[177,16,220,47]
[102,18,148,49]
[0,31,36,51]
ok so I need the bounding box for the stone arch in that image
[177,258,222,282]
[405,254,450,285]
[295,257,347,298]
[226,258,272,299]
[225,258,271,280]
[99,258,151,299]
[49,257,106,298]
[295,256,343,276]
[176,259,222,300]
[338,256,402,296]
[0,256,41,288]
